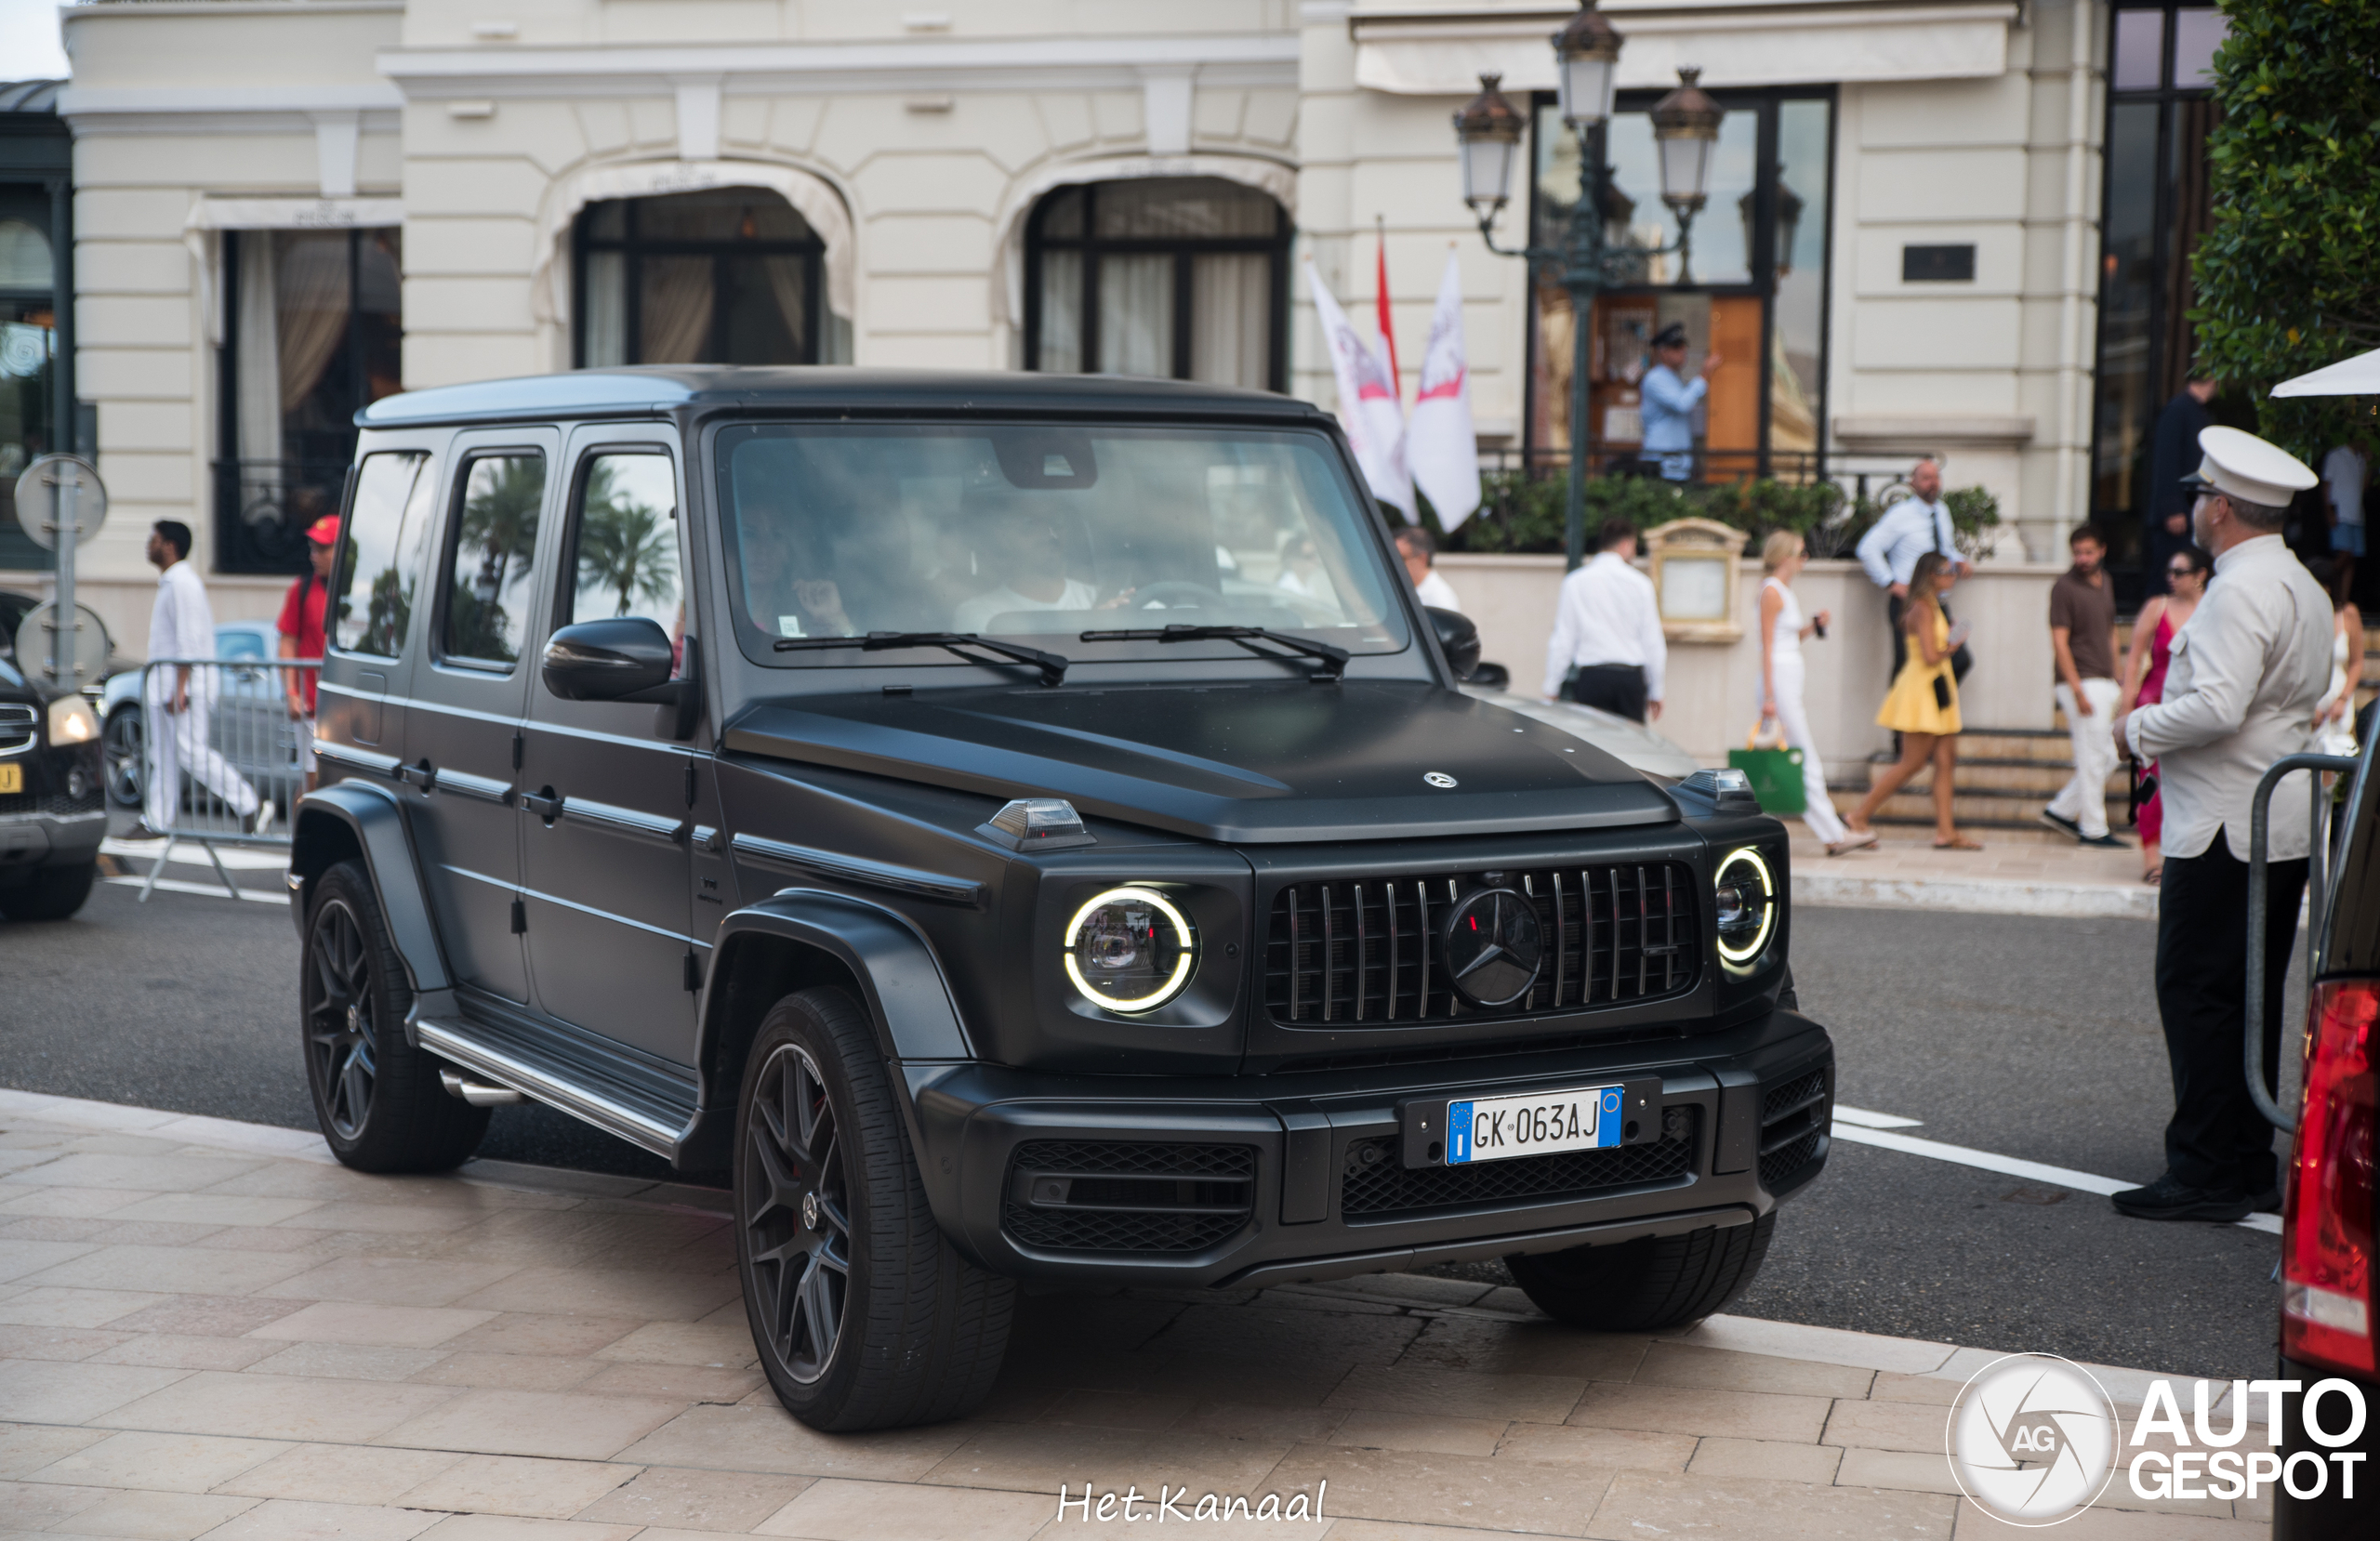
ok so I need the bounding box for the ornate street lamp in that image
[1453,0,1714,570]
[1741,177,1805,278]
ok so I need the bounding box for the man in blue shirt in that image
[1638,322,1720,481]
[1855,457,1969,676]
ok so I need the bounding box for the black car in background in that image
[0,648,107,919]
[287,367,1833,1431]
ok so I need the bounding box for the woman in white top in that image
[1758,532,1876,855]
[2313,556,2364,758]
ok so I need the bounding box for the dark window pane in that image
[2093,100,2162,519]
[1094,177,1277,238]
[1771,99,1831,456]
[2173,8,2228,88]
[585,200,626,241]
[641,256,716,363]
[720,254,804,362]
[633,189,811,243]
[2112,8,2165,91]
[332,451,435,657]
[1040,186,1085,240]
[443,454,546,666]
[567,453,682,648]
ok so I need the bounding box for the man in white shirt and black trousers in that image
[2112,427,2329,1223]
[1543,519,1665,722]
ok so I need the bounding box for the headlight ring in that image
[1063,885,1197,1013]
[1712,847,1778,972]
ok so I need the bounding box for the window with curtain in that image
[216,227,403,573]
[1525,89,1832,482]
[0,197,59,573]
[1025,178,1289,392]
[575,190,824,367]
[2091,3,2232,558]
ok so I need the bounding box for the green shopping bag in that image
[1728,718,1806,815]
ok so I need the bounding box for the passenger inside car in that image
[950,504,1114,634]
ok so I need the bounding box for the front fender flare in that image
[289,782,452,1008]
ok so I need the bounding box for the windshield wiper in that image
[1077,624,1349,683]
[773,631,1068,687]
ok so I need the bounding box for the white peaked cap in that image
[2186,425,2319,508]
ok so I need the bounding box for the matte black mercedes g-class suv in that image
[289,367,1831,1431]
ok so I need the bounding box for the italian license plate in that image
[0,763,20,795]
[1448,1084,1623,1165]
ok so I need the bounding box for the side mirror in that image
[543,618,676,703]
[1426,606,1481,682]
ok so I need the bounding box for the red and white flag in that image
[1407,249,1481,531]
[1306,260,1413,517]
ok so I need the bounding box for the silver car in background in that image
[99,619,303,812]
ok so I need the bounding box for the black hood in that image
[723,680,1678,843]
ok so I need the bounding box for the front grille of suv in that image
[1757,1066,1829,1192]
[1001,1140,1256,1255]
[1341,1106,1697,1218]
[0,705,34,753]
[1265,863,1699,1027]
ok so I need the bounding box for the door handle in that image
[399,760,435,789]
[520,789,562,820]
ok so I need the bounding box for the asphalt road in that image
[0,864,2295,1383]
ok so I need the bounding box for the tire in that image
[0,861,97,921]
[302,859,489,1172]
[103,706,144,808]
[1507,1212,1776,1332]
[735,986,1014,1431]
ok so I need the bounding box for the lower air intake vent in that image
[1341,1107,1697,1219]
[1757,1066,1829,1192]
[1002,1140,1256,1255]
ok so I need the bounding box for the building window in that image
[0,202,57,574]
[575,190,824,367]
[1525,89,1833,481]
[216,227,403,574]
[1025,178,1290,392]
[2091,3,2230,551]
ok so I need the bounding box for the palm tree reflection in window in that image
[577,458,678,619]
[444,454,546,665]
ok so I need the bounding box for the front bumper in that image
[0,742,109,872]
[904,1006,1831,1287]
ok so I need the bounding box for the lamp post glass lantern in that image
[1454,0,1717,570]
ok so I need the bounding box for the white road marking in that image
[102,875,288,906]
[1829,1118,2282,1236]
[102,837,286,871]
[1831,1104,1924,1129]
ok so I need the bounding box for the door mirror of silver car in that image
[543,618,679,704]
[1426,606,1482,682]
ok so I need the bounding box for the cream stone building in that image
[8,0,2231,758]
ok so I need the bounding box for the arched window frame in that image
[571,193,826,367]
[1022,178,1291,392]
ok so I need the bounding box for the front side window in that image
[218,228,403,573]
[331,451,437,658]
[562,452,685,650]
[718,423,1405,669]
[1025,178,1289,392]
[441,454,547,667]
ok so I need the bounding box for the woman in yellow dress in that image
[1847,551,1980,850]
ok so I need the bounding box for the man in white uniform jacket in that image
[139,520,271,839]
[2112,427,2327,1223]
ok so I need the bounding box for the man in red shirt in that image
[279,515,337,793]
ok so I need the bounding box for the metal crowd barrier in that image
[2246,750,2362,1132]
[132,656,316,902]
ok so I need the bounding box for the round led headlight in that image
[1064,886,1197,1013]
[1712,847,1778,973]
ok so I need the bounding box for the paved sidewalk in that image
[1786,827,2158,920]
[0,1090,2267,1540]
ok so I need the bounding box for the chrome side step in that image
[416,1017,688,1157]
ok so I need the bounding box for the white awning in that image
[2273,349,2380,399]
[1353,4,2018,94]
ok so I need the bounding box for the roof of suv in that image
[359,366,1328,429]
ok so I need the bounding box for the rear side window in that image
[332,451,438,657]
[441,453,548,667]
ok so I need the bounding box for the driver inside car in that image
[951,507,1129,633]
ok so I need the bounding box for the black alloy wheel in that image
[743,1041,851,1384]
[734,987,1013,1430]
[103,707,144,807]
[299,860,489,1172]
[305,895,380,1140]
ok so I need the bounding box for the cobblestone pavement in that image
[0,1094,2271,1540]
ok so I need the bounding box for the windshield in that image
[716,422,1408,670]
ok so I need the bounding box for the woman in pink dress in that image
[2116,545,2211,883]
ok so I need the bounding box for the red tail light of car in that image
[2283,979,2377,1375]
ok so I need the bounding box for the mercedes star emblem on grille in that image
[1441,886,1544,1008]
[1423,771,1459,788]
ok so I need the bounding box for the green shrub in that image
[1441,473,2000,560]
